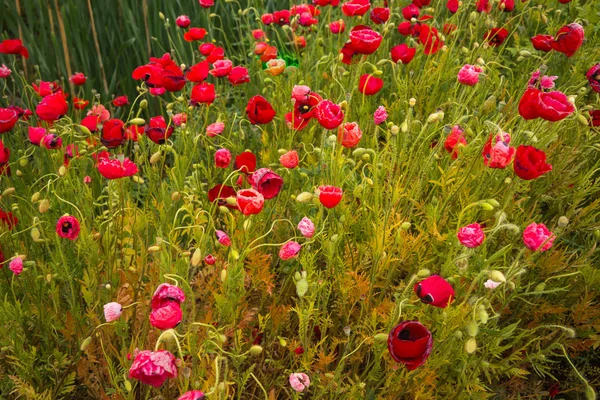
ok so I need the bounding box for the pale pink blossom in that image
[298,217,315,238]
[172,113,187,126]
[484,279,501,289]
[291,85,311,102]
[103,302,123,322]
[279,241,301,260]
[87,104,110,122]
[207,122,225,137]
[0,64,11,78]
[373,105,388,125]
[289,372,310,392]
[457,64,483,86]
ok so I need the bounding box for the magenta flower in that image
[151,283,186,309]
[457,223,485,248]
[373,106,388,125]
[207,122,225,137]
[457,64,483,86]
[216,230,232,246]
[128,350,178,387]
[56,215,81,240]
[250,168,283,199]
[215,148,232,168]
[9,257,23,275]
[279,241,301,260]
[523,223,555,252]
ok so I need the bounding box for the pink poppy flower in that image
[250,168,283,199]
[103,302,123,322]
[215,148,232,168]
[337,122,362,148]
[279,241,301,260]
[374,106,387,125]
[207,122,225,137]
[179,391,206,400]
[457,64,483,86]
[9,257,23,275]
[237,188,265,216]
[150,301,183,330]
[128,350,178,387]
[216,230,231,246]
[484,280,501,289]
[289,372,310,392]
[522,223,555,252]
[298,217,315,238]
[457,223,485,248]
[56,215,80,240]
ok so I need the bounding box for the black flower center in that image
[61,222,72,233]
[398,328,411,340]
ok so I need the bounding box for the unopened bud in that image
[129,118,145,125]
[171,192,181,201]
[191,249,202,267]
[296,192,313,203]
[490,270,506,283]
[139,99,148,109]
[417,269,431,278]
[374,333,389,343]
[466,321,479,337]
[58,165,67,176]
[401,222,411,230]
[409,98,416,107]
[2,187,15,197]
[249,345,263,356]
[147,245,160,253]
[39,199,50,213]
[465,338,477,354]
[80,336,92,351]
[150,151,162,164]
[31,192,41,203]
[558,216,569,227]
[220,269,227,282]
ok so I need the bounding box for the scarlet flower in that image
[419,25,444,55]
[484,28,509,46]
[101,119,125,148]
[132,53,185,92]
[0,108,19,133]
[237,188,264,215]
[208,184,237,208]
[457,223,485,248]
[185,61,210,83]
[0,140,10,175]
[273,10,291,25]
[97,156,138,179]
[402,4,420,20]
[316,100,344,130]
[209,59,233,78]
[390,44,416,64]
[280,150,299,169]
[176,15,191,28]
[199,0,214,7]
[499,0,514,11]
[259,46,277,63]
[329,20,345,34]
[235,151,257,173]
[447,0,459,13]
[228,66,250,85]
[586,64,600,93]
[387,320,433,370]
[56,215,80,240]
[523,222,555,252]
[313,0,340,5]
[552,23,584,57]
[341,0,371,16]
[412,0,431,6]
[318,185,343,208]
[190,82,215,105]
[443,24,457,35]
[204,254,216,265]
[69,72,87,86]
[81,115,101,133]
[279,241,301,260]
[358,74,383,95]
[151,283,186,309]
[349,25,382,55]
[261,13,274,25]
[252,29,266,40]
[0,208,18,229]
[482,134,515,169]
[184,27,207,42]
[250,168,284,199]
[36,92,68,122]
[338,122,362,148]
[518,88,574,122]
[414,275,455,308]
[143,116,172,144]
[73,97,89,110]
[476,0,491,12]
[128,350,178,387]
[0,39,29,58]
[112,95,129,107]
[513,145,552,180]
[33,81,62,97]
[531,34,554,52]
[444,125,467,159]
[150,301,183,330]
[179,391,206,400]
[246,95,276,125]
[370,7,389,24]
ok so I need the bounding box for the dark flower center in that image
[398,328,411,340]
[61,222,72,233]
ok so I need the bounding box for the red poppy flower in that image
[482,134,515,169]
[183,27,207,42]
[339,41,358,64]
[549,383,560,398]
[101,119,125,148]
[318,185,343,208]
[56,215,80,240]
[145,116,174,144]
[513,145,552,180]
[387,321,433,370]
[330,20,345,34]
[518,88,574,122]
[499,0,515,11]
[228,66,250,85]
[128,350,178,388]
[113,95,129,107]
[273,10,291,25]
[81,115,101,133]
[125,125,143,141]
[414,275,455,308]
[36,92,68,122]
[316,100,344,130]
[398,21,414,36]
[552,23,584,57]
[286,92,322,131]
[132,53,184,92]
[97,156,138,179]
[338,122,362,148]
[0,108,19,133]
[531,34,554,52]
[476,0,491,12]
[8,105,32,121]
[69,72,87,86]
[246,95,276,125]
[443,24,457,35]
[419,25,444,55]
[586,64,600,93]
[0,208,18,230]
[190,82,215,105]
[370,7,389,24]
[161,67,186,92]
[150,301,183,330]
[391,44,416,64]
[41,134,62,150]
[235,151,257,173]
[349,25,382,55]
[250,168,283,199]
[259,46,277,63]
[447,0,459,13]
[444,125,467,159]
[185,61,210,83]
[176,15,191,28]
[314,0,340,5]
[33,81,62,97]
[484,28,509,46]
[151,283,186,309]
[261,13,274,25]
[206,46,225,64]
[590,110,600,127]
[412,0,431,6]
[358,74,383,95]
[208,184,237,208]
[199,43,216,56]
[237,188,265,215]
[402,4,420,20]
[0,140,10,176]
[72,97,89,110]
[0,39,29,58]
[341,0,370,16]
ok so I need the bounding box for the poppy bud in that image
[417,269,431,278]
[58,165,67,176]
[478,309,489,324]
[150,151,162,164]
[480,202,494,211]
[31,192,40,202]
[39,199,50,213]
[191,249,202,267]
[490,270,506,283]
[374,333,389,343]
[80,336,92,351]
[558,216,569,227]
[250,345,263,356]
[129,118,146,125]
[31,227,41,241]
[296,278,308,297]
[466,321,479,337]
[148,245,161,253]
[401,222,411,230]
[465,338,477,354]
[295,192,313,203]
[220,269,227,282]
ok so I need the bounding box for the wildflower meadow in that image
[1,0,600,398]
